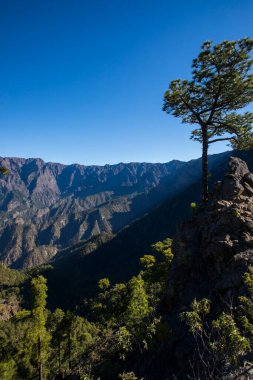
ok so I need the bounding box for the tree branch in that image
[198,82,252,118]
[210,121,250,138]
[207,80,222,124]
[208,126,220,138]
[178,95,204,126]
[208,136,236,144]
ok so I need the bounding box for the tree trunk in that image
[58,337,61,374]
[202,127,209,202]
[38,337,43,380]
[68,330,71,371]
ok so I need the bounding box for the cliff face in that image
[168,157,253,309]
[0,156,204,268]
[161,157,253,379]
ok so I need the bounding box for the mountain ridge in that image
[0,150,251,271]
[39,149,253,310]
[0,156,193,268]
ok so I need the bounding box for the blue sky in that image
[0,0,252,165]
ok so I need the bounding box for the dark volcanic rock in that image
[168,156,253,310]
[222,157,252,199]
[161,156,253,378]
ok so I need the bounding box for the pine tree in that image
[30,275,51,380]
[48,308,65,375]
[125,275,150,328]
[163,38,253,201]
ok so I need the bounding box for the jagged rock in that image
[223,174,245,198]
[227,156,249,177]
[162,156,253,378]
[244,181,253,196]
[244,172,253,187]
[222,157,251,199]
[169,156,253,307]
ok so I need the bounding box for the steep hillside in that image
[0,158,188,268]
[151,156,253,379]
[0,153,230,269]
[1,150,253,272]
[168,156,253,313]
[42,149,253,309]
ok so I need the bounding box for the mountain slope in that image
[42,149,253,309]
[1,150,253,271]
[0,158,187,268]
[0,154,219,268]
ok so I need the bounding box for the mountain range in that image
[1,150,253,276]
[0,156,200,268]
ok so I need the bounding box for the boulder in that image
[222,157,251,200]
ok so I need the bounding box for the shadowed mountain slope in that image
[0,158,189,268]
[42,149,253,309]
[0,153,232,269]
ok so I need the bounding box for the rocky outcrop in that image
[161,156,253,379]
[167,157,253,311]
[222,156,253,199]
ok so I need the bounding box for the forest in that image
[1,234,253,379]
[0,239,174,379]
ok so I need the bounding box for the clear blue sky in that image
[0,0,252,165]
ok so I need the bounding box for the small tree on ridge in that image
[163,38,253,201]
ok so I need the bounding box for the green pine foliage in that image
[180,291,253,378]
[239,267,253,333]
[0,263,26,286]
[0,238,173,379]
[1,239,253,379]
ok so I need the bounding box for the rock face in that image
[168,156,253,310]
[222,156,253,199]
[0,156,204,268]
[163,157,253,377]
